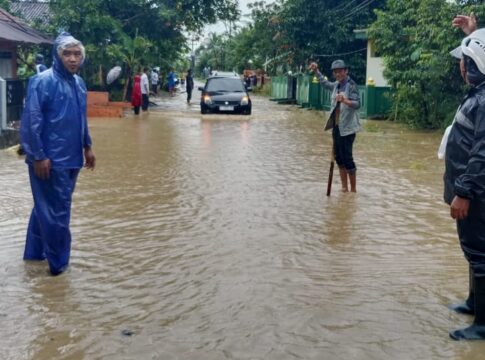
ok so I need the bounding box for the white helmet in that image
[461,29,485,75]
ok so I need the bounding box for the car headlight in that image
[203,95,212,104]
[240,96,249,105]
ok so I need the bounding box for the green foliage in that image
[276,0,386,83]
[0,0,10,11]
[42,0,239,90]
[369,0,485,129]
[199,0,386,83]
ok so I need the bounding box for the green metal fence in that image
[296,75,310,107]
[270,76,288,101]
[365,86,393,118]
[272,75,392,118]
[358,86,367,119]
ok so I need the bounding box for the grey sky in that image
[205,0,275,35]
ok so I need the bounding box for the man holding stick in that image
[310,60,362,193]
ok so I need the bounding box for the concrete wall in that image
[366,41,388,87]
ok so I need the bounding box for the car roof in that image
[209,71,239,78]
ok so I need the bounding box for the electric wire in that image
[312,47,367,57]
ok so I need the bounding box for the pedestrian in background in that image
[185,69,194,104]
[310,60,362,193]
[34,54,47,74]
[168,68,176,97]
[131,72,142,115]
[151,68,159,95]
[141,67,150,111]
[20,32,96,276]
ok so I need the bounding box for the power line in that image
[342,0,377,20]
[312,47,367,57]
[329,0,361,14]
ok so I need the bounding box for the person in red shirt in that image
[131,73,142,115]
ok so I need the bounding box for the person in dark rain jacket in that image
[445,28,485,340]
[20,32,96,276]
[185,69,194,104]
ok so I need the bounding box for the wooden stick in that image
[326,159,334,196]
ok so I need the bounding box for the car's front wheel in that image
[243,107,251,115]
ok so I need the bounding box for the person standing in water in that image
[20,32,96,276]
[310,60,362,193]
[185,69,194,104]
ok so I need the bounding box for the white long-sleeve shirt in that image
[151,71,159,85]
[141,73,149,94]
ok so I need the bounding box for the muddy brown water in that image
[1,89,484,359]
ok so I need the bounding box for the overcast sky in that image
[205,0,274,35]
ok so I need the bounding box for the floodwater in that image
[1,88,484,360]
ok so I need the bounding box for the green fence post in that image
[366,85,376,118]
[358,85,367,119]
[300,75,310,108]
[309,74,320,109]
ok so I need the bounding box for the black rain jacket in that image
[444,82,485,218]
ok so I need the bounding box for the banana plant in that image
[106,29,153,100]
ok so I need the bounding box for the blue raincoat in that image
[20,32,92,275]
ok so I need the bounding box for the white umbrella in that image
[106,66,122,85]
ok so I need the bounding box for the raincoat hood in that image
[464,55,485,86]
[52,32,85,78]
[20,31,91,169]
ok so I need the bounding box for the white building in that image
[354,29,389,87]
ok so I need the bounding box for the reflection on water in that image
[1,93,485,359]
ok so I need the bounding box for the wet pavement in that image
[1,86,484,359]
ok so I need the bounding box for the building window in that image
[0,51,13,79]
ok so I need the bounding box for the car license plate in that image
[219,105,234,111]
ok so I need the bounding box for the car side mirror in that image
[198,86,204,91]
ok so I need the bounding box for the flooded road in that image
[1,89,484,359]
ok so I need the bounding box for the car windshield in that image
[206,78,245,92]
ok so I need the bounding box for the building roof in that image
[10,1,51,26]
[0,7,53,44]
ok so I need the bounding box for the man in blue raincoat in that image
[20,32,96,276]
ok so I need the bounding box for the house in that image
[354,29,388,87]
[10,0,52,27]
[0,7,52,79]
[0,6,52,148]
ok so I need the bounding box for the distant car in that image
[199,76,252,115]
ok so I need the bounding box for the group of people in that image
[130,67,195,114]
[306,12,485,341]
[17,11,485,344]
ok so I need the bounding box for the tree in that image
[369,0,485,128]
[45,0,239,90]
[105,30,153,100]
[213,0,386,82]
[0,0,10,11]
[276,0,387,83]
